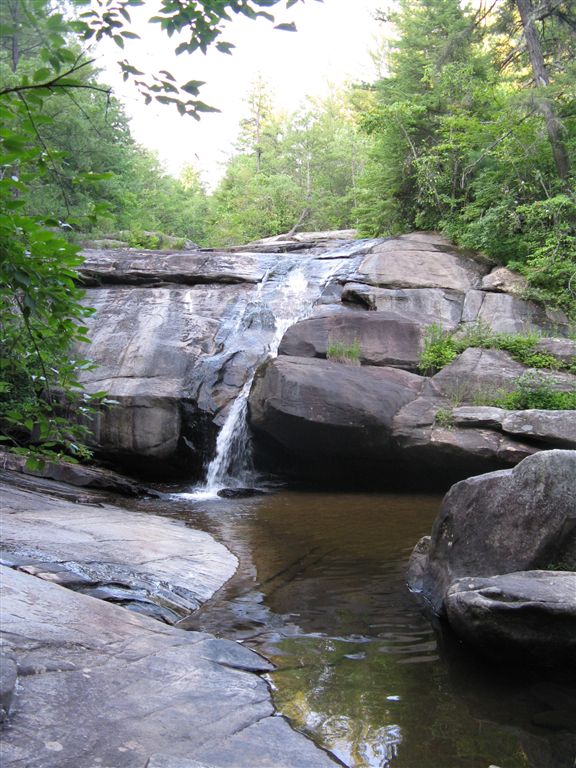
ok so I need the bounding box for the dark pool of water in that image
[130,490,576,768]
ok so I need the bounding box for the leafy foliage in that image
[357,0,576,316]
[419,322,575,376]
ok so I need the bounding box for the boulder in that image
[278,310,430,370]
[445,571,576,666]
[501,410,576,448]
[249,357,423,480]
[481,267,529,296]
[414,450,576,614]
[354,236,489,291]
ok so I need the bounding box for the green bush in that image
[419,322,572,374]
[493,372,576,410]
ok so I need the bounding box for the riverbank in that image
[0,471,340,768]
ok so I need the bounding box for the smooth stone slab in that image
[355,239,488,291]
[501,409,576,448]
[0,567,338,768]
[1,481,237,618]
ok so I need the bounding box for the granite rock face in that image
[0,567,339,768]
[76,231,573,485]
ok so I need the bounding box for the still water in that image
[133,490,576,768]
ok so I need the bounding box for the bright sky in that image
[97,0,388,187]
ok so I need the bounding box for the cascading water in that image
[182,239,377,499]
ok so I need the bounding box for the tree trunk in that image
[516,0,570,179]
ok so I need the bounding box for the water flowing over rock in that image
[76,231,573,486]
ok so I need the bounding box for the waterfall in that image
[181,241,371,500]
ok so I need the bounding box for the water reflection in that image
[130,490,576,768]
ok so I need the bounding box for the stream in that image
[127,489,576,768]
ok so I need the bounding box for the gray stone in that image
[278,310,430,370]
[445,571,576,666]
[451,406,506,429]
[501,410,576,448]
[0,449,146,496]
[475,292,570,335]
[0,567,338,768]
[417,450,576,613]
[0,480,237,620]
[481,267,529,296]
[535,337,576,366]
[79,248,274,286]
[341,283,464,328]
[0,655,17,722]
[426,347,576,402]
[355,238,489,291]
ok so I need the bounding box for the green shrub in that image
[493,372,576,410]
[434,407,455,428]
[418,324,459,374]
[419,322,572,374]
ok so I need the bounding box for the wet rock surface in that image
[0,567,339,768]
[0,475,237,622]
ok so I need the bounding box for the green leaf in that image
[181,80,205,95]
[274,22,297,31]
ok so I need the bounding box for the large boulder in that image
[278,310,431,370]
[412,450,576,614]
[445,571,576,666]
[249,357,423,482]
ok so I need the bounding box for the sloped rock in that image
[0,567,338,768]
[79,248,274,286]
[474,293,570,335]
[426,348,527,401]
[278,310,429,370]
[1,479,237,621]
[414,450,576,614]
[392,396,537,482]
[451,406,506,429]
[354,236,489,291]
[341,283,464,328]
[535,337,576,366]
[445,571,576,667]
[0,450,146,496]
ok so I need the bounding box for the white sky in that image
[96,0,388,187]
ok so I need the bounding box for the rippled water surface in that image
[132,490,576,768]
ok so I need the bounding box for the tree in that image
[0,0,318,462]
